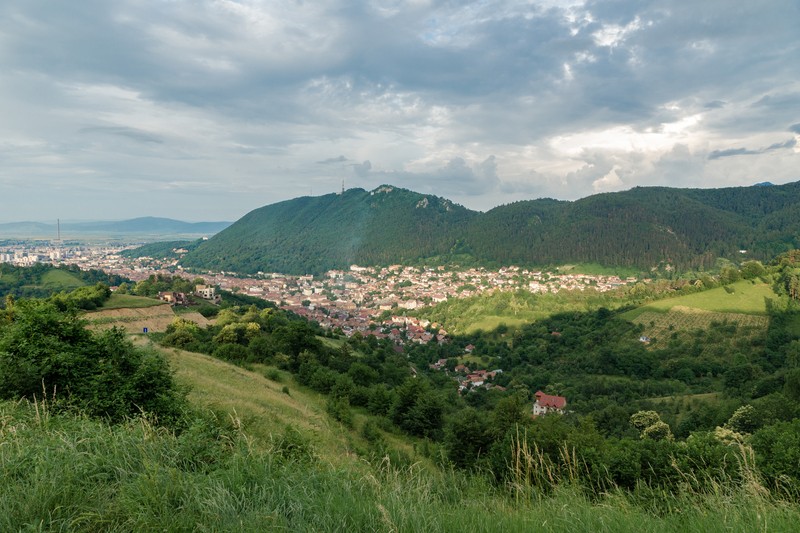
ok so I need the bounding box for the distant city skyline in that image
[1,1,798,222]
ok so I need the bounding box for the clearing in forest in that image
[622,280,776,320]
[621,280,776,347]
[85,302,212,333]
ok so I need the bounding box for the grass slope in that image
[3,378,800,530]
[623,280,776,319]
[167,348,324,440]
[421,289,623,335]
[39,269,85,289]
[101,293,167,309]
[145,339,364,466]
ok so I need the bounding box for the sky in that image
[1,0,799,222]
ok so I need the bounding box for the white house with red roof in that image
[532,391,567,416]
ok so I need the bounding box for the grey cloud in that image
[766,139,797,151]
[353,160,372,178]
[709,148,759,160]
[1,0,799,221]
[709,137,797,159]
[753,92,800,110]
[317,155,348,164]
[80,126,164,144]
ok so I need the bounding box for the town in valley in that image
[2,239,640,348]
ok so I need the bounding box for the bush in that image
[361,419,383,443]
[0,299,187,426]
[270,425,315,463]
[326,396,353,428]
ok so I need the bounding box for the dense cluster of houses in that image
[21,242,639,349]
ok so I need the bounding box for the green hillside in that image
[622,280,777,319]
[176,181,800,275]
[4,280,800,530]
[0,263,128,300]
[181,186,475,274]
[120,238,203,259]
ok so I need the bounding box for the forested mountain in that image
[119,239,203,259]
[177,181,800,275]
[180,186,475,274]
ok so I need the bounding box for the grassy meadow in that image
[102,292,167,309]
[3,387,800,532]
[621,280,776,320]
[155,339,361,465]
[422,289,624,334]
[39,268,85,289]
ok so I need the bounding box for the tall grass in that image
[2,400,800,532]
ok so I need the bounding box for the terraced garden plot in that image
[632,308,768,350]
[85,304,212,333]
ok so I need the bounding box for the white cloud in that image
[593,165,624,192]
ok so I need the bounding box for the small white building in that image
[195,284,216,300]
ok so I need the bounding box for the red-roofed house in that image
[532,391,567,416]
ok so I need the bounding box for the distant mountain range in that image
[171,181,800,275]
[0,217,231,239]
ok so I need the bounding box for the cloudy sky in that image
[1,0,798,222]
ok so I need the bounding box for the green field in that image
[464,316,530,334]
[423,289,622,334]
[556,262,641,277]
[101,293,166,309]
[39,269,85,289]
[621,280,777,320]
[631,309,769,347]
[619,281,777,353]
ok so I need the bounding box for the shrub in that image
[0,299,187,426]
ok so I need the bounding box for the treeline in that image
[0,263,128,300]
[116,273,274,318]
